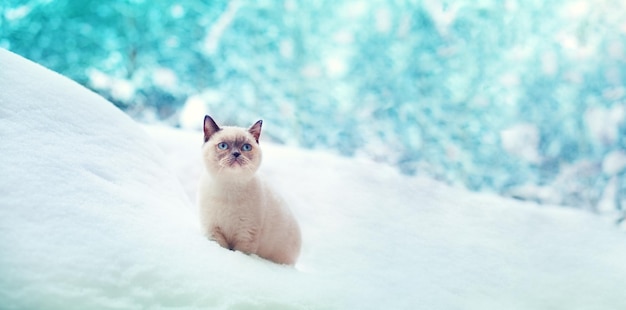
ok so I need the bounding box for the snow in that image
[602,150,626,176]
[152,67,178,90]
[4,5,31,22]
[86,68,136,103]
[179,95,209,131]
[584,105,626,146]
[2,48,626,309]
[500,123,542,164]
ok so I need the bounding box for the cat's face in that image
[201,115,263,180]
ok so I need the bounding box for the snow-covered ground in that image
[1,48,626,309]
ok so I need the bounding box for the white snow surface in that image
[1,49,626,309]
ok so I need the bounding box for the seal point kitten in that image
[197,115,301,265]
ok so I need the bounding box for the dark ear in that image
[203,115,220,143]
[249,120,263,143]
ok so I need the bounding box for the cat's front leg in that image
[209,226,234,250]
[232,226,260,254]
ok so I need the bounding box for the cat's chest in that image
[208,186,264,216]
[200,176,268,223]
[211,196,263,235]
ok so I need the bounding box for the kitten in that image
[197,115,301,265]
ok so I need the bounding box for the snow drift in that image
[1,49,626,309]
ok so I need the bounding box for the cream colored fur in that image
[197,116,301,265]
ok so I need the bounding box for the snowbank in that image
[1,49,626,309]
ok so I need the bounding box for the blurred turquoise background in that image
[2,0,625,213]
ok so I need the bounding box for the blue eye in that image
[242,143,252,151]
[217,142,229,150]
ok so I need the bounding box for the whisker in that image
[241,157,254,174]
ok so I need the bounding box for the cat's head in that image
[201,115,263,180]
